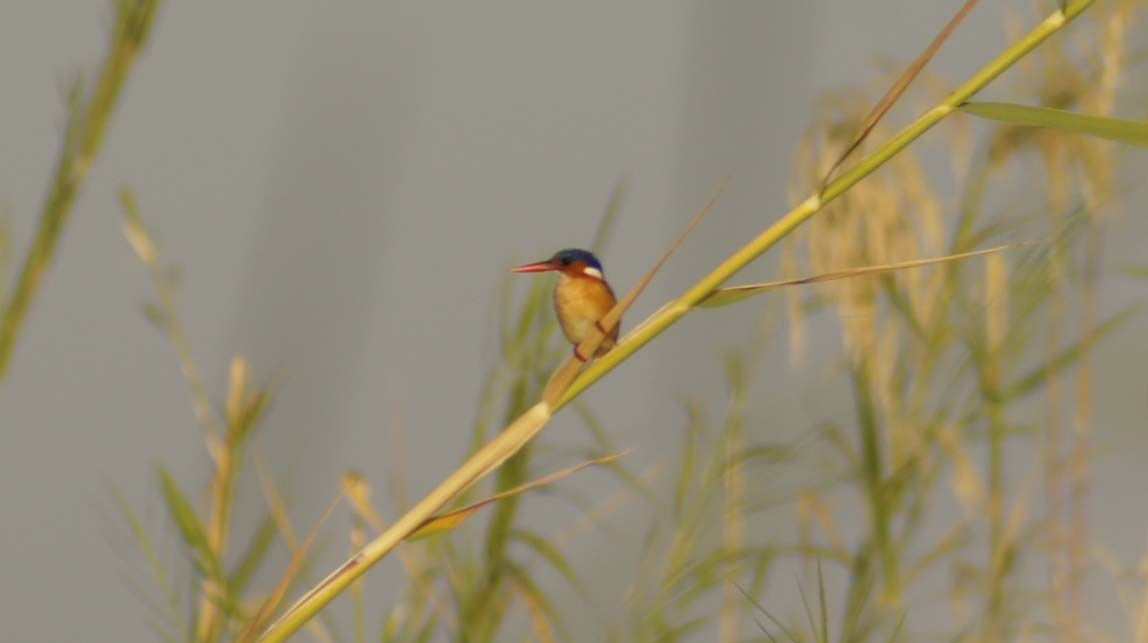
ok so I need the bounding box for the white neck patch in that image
[582,266,604,280]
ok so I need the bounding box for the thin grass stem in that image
[0,1,160,378]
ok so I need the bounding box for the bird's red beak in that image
[511,260,555,273]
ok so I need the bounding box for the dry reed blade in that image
[819,0,981,190]
[409,450,629,540]
[698,241,1041,308]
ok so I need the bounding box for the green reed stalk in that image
[852,364,899,603]
[256,3,1096,640]
[0,1,160,379]
[982,350,1008,638]
[467,377,536,639]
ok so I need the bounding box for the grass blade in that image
[817,562,828,643]
[820,0,981,187]
[698,242,1037,308]
[1003,303,1140,400]
[0,0,161,378]
[573,401,662,507]
[737,585,798,642]
[113,489,189,639]
[505,561,568,642]
[157,466,221,582]
[512,529,587,597]
[227,514,278,596]
[409,451,628,540]
[796,576,819,643]
[960,101,1148,146]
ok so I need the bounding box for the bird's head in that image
[511,248,605,281]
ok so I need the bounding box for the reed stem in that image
[0,1,160,378]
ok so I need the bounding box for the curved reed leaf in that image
[505,560,568,642]
[512,528,587,597]
[411,451,626,541]
[113,488,189,639]
[1002,303,1140,401]
[820,0,982,188]
[960,101,1148,146]
[228,515,277,596]
[573,401,663,507]
[698,242,1036,309]
[157,466,221,582]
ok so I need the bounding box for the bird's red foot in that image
[595,320,609,335]
[573,346,589,362]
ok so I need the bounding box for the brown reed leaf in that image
[408,450,629,540]
[699,241,1039,308]
[819,0,981,190]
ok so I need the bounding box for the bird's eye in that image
[560,257,572,266]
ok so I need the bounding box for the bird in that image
[511,248,619,362]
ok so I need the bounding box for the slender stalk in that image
[196,443,240,642]
[468,381,534,639]
[1069,215,1101,637]
[982,250,1009,639]
[1045,176,1069,640]
[984,366,1007,639]
[256,4,1095,640]
[124,192,233,640]
[721,356,751,643]
[0,0,160,379]
[852,364,899,603]
[157,270,221,442]
[350,515,366,643]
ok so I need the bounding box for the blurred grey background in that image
[1,1,1146,641]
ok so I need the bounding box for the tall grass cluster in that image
[4,0,1148,641]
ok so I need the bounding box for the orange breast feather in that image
[554,276,618,355]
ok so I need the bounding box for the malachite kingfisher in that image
[512,248,619,362]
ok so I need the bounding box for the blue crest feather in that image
[551,248,603,273]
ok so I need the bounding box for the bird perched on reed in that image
[512,248,619,362]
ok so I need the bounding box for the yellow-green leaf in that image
[1003,304,1140,400]
[512,529,586,597]
[227,514,277,595]
[157,466,221,581]
[113,488,189,638]
[960,101,1148,146]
